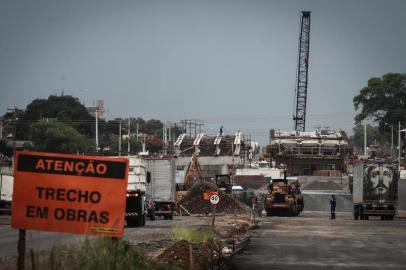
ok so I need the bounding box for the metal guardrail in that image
[212,234,251,270]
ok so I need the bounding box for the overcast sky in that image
[1,0,406,145]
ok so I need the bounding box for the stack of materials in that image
[179,182,250,215]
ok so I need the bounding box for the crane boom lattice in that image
[293,11,311,132]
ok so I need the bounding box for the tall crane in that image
[293,11,311,132]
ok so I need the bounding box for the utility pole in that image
[169,123,171,142]
[398,122,401,172]
[163,123,167,155]
[364,120,367,156]
[136,122,139,143]
[128,118,131,155]
[119,119,122,156]
[7,107,18,154]
[391,124,394,159]
[0,117,3,140]
[142,134,146,152]
[95,110,99,152]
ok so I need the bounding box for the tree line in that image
[351,72,406,156]
[1,95,182,156]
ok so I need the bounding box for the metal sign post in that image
[209,194,220,228]
[17,229,25,270]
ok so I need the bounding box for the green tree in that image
[353,73,406,127]
[18,95,95,139]
[141,119,163,137]
[30,120,94,154]
[349,124,388,152]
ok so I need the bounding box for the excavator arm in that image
[183,154,203,190]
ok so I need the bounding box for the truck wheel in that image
[137,216,144,227]
[126,219,135,228]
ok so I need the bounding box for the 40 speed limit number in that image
[209,194,220,205]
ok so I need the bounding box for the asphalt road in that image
[230,211,406,270]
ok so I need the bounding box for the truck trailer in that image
[145,158,176,220]
[353,162,398,220]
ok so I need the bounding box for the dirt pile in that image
[215,216,251,238]
[158,240,217,270]
[179,182,251,215]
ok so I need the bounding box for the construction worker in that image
[330,195,336,219]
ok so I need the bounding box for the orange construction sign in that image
[11,151,128,237]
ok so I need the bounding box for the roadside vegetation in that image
[22,237,185,270]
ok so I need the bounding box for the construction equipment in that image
[353,162,398,220]
[293,11,311,132]
[183,154,204,190]
[265,175,304,216]
[215,174,232,193]
[176,154,204,202]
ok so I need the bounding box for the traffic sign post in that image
[12,151,129,270]
[11,151,128,269]
[209,194,220,205]
[12,151,128,236]
[209,194,220,228]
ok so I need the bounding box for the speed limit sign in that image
[209,194,220,205]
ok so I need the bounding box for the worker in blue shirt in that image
[330,195,336,219]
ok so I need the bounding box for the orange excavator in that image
[176,154,204,202]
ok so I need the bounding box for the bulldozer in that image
[264,174,304,216]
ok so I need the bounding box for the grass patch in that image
[65,237,150,270]
[171,227,216,243]
[23,237,183,270]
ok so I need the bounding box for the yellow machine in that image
[176,154,203,202]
